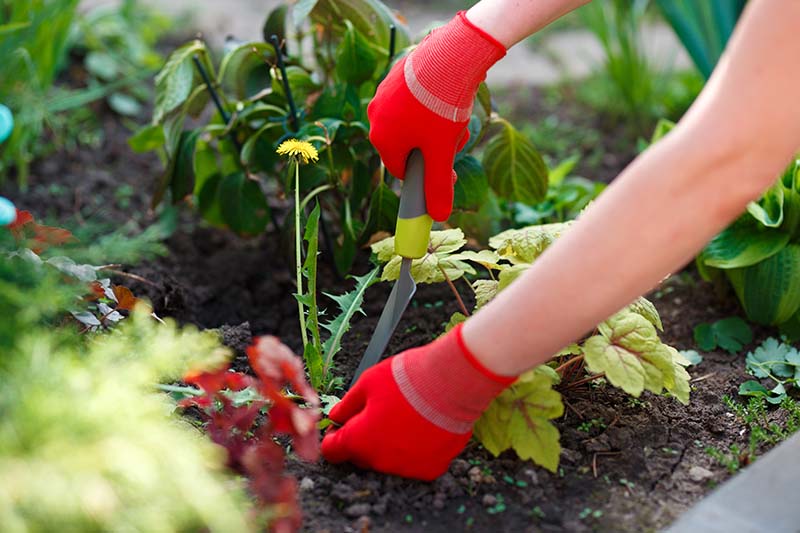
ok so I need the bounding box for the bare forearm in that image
[466,0,591,48]
[463,0,800,375]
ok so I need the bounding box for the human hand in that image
[367,12,505,221]
[321,324,515,481]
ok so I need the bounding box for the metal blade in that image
[350,258,416,387]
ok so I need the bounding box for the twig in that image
[691,372,717,383]
[97,266,159,287]
[566,372,606,390]
[556,355,584,375]
[438,265,470,317]
[563,400,585,421]
[592,451,622,478]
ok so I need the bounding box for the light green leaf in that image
[475,367,563,472]
[483,120,548,204]
[451,250,503,271]
[472,279,499,309]
[489,222,572,264]
[444,312,467,333]
[219,42,275,100]
[153,40,206,124]
[497,264,529,292]
[374,229,473,284]
[693,317,753,354]
[746,180,784,228]
[745,337,796,379]
[548,155,579,186]
[624,296,663,331]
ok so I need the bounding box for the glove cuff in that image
[392,323,516,434]
[405,11,506,123]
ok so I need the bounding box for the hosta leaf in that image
[335,20,378,86]
[475,367,563,472]
[482,120,548,204]
[624,297,663,331]
[726,244,800,325]
[472,279,499,309]
[746,180,784,228]
[700,217,789,269]
[489,222,572,264]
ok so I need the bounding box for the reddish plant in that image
[181,336,320,533]
[8,209,76,253]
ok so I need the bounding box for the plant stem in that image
[156,384,202,396]
[294,162,308,348]
[555,355,584,375]
[566,372,605,389]
[438,265,470,317]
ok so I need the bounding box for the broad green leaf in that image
[361,182,399,241]
[726,244,800,325]
[738,380,787,404]
[219,42,275,100]
[451,250,503,271]
[263,4,288,44]
[489,223,571,264]
[678,349,703,366]
[321,268,379,377]
[293,0,320,27]
[548,155,579,186]
[475,367,563,472]
[196,174,225,226]
[310,0,411,56]
[335,21,378,86]
[693,317,753,354]
[171,129,202,204]
[129,124,165,153]
[583,312,664,397]
[625,297,663,331]
[153,40,206,124]
[472,279,499,309]
[270,65,321,106]
[218,172,270,236]
[746,180,784,228]
[700,218,789,269]
[745,337,796,379]
[483,121,548,204]
[453,155,489,211]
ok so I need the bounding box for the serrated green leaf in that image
[374,229,473,284]
[475,367,563,472]
[625,297,663,331]
[745,337,796,379]
[321,268,379,374]
[301,204,322,385]
[472,279,499,309]
[483,120,548,204]
[489,223,571,264]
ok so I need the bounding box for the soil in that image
[5,82,788,533]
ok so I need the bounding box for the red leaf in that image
[8,209,76,253]
[112,285,138,310]
[247,336,319,407]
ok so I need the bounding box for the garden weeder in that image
[350,149,432,387]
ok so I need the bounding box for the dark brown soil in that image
[5,86,787,533]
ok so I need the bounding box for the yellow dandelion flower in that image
[276,139,319,165]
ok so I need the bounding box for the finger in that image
[421,145,457,222]
[327,381,368,425]
[456,128,470,153]
[321,424,359,465]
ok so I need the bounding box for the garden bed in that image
[5,98,779,532]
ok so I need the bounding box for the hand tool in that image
[350,149,432,387]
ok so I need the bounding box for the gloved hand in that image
[321,323,515,481]
[367,12,506,222]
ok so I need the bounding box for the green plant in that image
[141,0,547,274]
[706,395,800,472]
[656,0,746,79]
[696,158,800,332]
[577,0,666,133]
[371,225,690,472]
[68,0,169,117]
[693,316,753,354]
[738,337,800,404]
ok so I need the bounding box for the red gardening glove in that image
[321,323,515,481]
[368,11,506,221]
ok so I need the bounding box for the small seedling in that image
[693,317,753,354]
[530,506,545,519]
[577,417,607,433]
[579,507,603,520]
